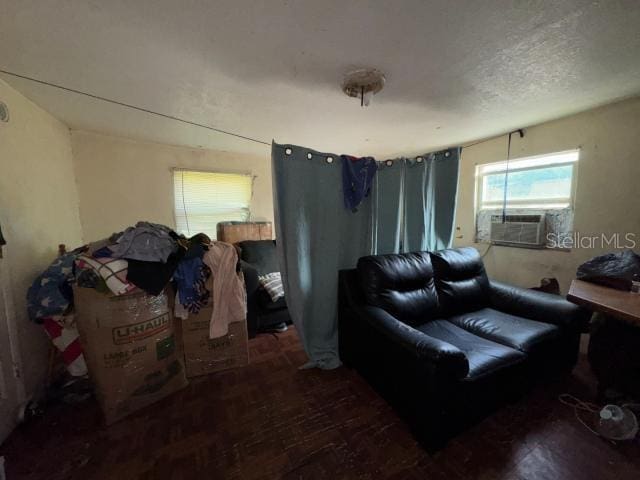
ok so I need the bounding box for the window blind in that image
[173,169,252,239]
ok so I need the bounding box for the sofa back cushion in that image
[430,247,490,315]
[357,252,439,326]
[237,240,278,276]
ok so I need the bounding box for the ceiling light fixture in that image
[342,69,385,107]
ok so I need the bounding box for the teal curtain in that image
[272,144,373,369]
[371,161,403,255]
[403,148,461,252]
[272,143,460,369]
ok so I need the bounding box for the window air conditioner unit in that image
[490,214,546,247]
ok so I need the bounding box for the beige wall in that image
[2,76,638,409]
[70,130,273,241]
[0,79,83,398]
[454,96,640,294]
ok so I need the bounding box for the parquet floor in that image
[2,327,639,479]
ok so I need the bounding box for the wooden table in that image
[567,279,640,326]
[567,279,640,399]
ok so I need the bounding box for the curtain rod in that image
[463,128,526,149]
[0,68,272,146]
[276,146,458,165]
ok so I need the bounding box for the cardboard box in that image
[74,287,188,425]
[181,305,249,378]
[216,221,272,244]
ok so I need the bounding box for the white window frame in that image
[475,150,580,211]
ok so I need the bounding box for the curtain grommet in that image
[416,157,423,163]
[444,151,450,157]
[285,148,292,155]
[326,156,334,164]
[307,153,312,159]
[385,160,393,167]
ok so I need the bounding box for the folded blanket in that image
[258,272,284,302]
[76,255,137,296]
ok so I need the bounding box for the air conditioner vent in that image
[490,214,545,247]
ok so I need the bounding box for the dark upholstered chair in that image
[339,247,590,449]
[238,240,291,338]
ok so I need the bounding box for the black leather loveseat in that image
[339,247,589,448]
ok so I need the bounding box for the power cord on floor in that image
[558,393,602,437]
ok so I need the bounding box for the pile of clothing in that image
[27,221,247,375]
[74,222,214,312]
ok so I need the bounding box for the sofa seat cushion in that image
[416,320,525,380]
[447,308,560,354]
[257,290,287,311]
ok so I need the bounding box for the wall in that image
[0,79,83,400]
[455,96,640,294]
[70,131,273,241]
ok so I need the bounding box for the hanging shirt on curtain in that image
[341,155,378,212]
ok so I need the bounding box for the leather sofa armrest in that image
[489,280,590,332]
[240,260,260,296]
[358,305,469,380]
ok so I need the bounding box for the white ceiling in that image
[1,0,640,158]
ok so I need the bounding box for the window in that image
[173,169,252,239]
[476,150,579,210]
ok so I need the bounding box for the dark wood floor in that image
[2,327,639,480]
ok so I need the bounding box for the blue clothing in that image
[27,252,78,322]
[341,155,378,212]
[174,257,201,306]
[173,257,211,313]
[92,246,113,258]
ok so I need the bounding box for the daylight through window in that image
[476,150,579,210]
[173,169,252,239]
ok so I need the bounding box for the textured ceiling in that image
[1,0,640,158]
